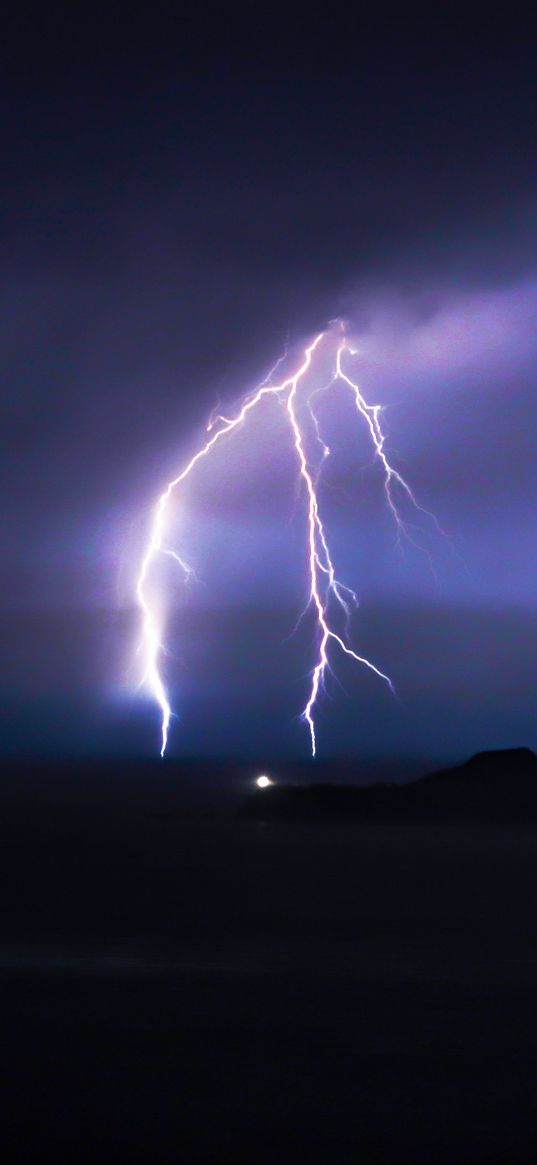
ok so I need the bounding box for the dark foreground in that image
[2,769,537,1162]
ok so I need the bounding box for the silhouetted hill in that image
[239,748,537,822]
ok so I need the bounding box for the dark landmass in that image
[240,748,537,823]
[2,750,537,1163]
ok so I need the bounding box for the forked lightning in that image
[136,322,436,756]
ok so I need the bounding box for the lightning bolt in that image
[135,323,440,757]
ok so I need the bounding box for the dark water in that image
[2,794,537,1162]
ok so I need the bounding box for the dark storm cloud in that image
[2,10,537,756]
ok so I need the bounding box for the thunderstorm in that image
[136,322,437,757]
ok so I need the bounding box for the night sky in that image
[3,10,537,763]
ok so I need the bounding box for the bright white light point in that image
[256,775,273,789]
